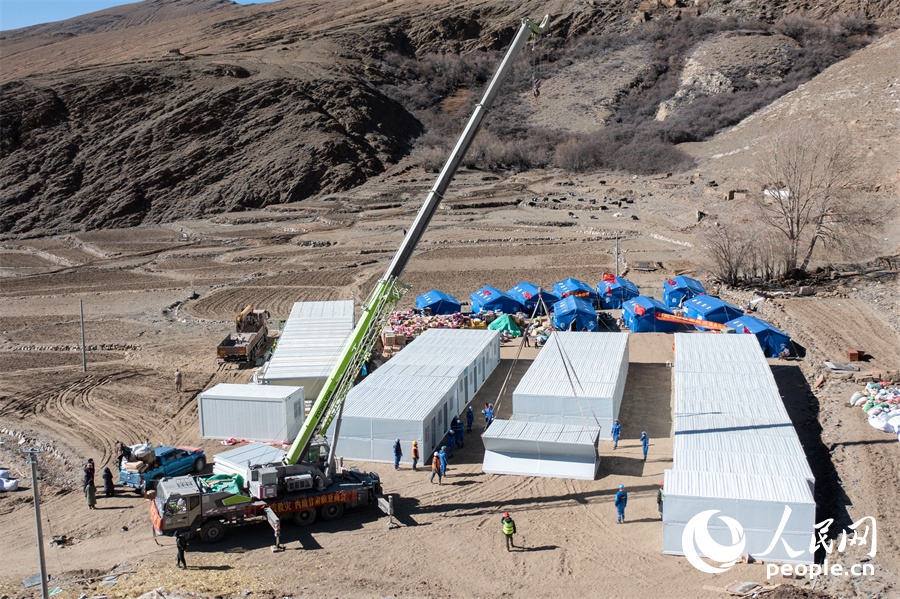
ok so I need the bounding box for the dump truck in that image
[217,305,269,362]
[151,441,383,542]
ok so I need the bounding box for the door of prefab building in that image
[430,416,437,452]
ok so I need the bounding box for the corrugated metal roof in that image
[342,386,449,421]
[670,333,814,502]
[262,301,355,382]
[213,441,287,469]
[199,383,303,401]
[514,332,629,396]
[665,470,814,503]
[483,419,600,445]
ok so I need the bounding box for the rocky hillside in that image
[1,0,899,237]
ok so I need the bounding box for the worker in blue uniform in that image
[611,419,622,449]
[615,484,628,523]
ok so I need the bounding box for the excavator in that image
[151,14,550,545]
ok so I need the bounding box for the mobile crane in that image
[151,14,550,545]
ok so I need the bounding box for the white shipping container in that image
[482,419,601,480]
[199,383,305,442]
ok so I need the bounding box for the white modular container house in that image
[213,442,288,482]
[260,300,355,403]
[332,329,500,462]
[482,419,601,480]
[663,334,815,565]
[198,383,305,442]
[512,332,629,433]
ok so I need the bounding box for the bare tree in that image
[750,122,875,276]
[697,217,755,286]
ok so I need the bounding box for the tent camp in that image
[682,296,743,329]
[724,315,792,358]
[415,289,461,315]
[622,296,675,333]
[662,276,706,308]
[507,282,559,316]
[597,274,640,309]
[551,295,598,331]
[552,278,598,303]
[488,314,522,337]
[470,286,524,314]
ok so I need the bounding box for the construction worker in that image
[640,431,649,461]
[411,440,420,471]
[501,511,517,551]
[83,458,95,490]
[466,406,475,432]
[657,482,665,519]
[447,429,456,458]
[611,419,622,449]
[615,484,628,523]
[430,452,442,484]
[439,446,448,477]
[174,369,182,393]
[482,403,491,428]
[175,530,188,569]
[393,439,402,470]
[454,416,465,448]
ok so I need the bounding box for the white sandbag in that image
[0,469,9,479]
[130,443,153,459]
[0,478,18,492]
[888,415,900,434]
[868,413,893,432]
[869,407,884,417]
[850,391,866,404]
[854,396,869,407]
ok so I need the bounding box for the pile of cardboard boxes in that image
[381,328,407,360]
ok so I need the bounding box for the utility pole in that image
[23,449,49,599]
[615,234,619,278]
[80,299,87,372]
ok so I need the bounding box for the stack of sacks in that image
[849,383,900,440]
[385,310,474,342]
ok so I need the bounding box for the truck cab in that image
[120,446,206,493]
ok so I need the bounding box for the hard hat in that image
[503,512,509,517]
[441,445,447,450]
[412,440,417,445]
[642,431,647,435]
[449,429,454,435]
[434,452,439,456]
[660,482,664,486]
[395,438,400,443]
[468,406,473,410]
[619,484,624,489]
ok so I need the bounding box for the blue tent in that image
[662,276,706,308]
[725,315,792,358]
[470,286,524,314]
[597,276,640,309]
[552,278,598,303]
[682,296,744,329]
[507,282,560,316]
[415,290,461,315]
[622,296,675,333]
[551,296,598,331]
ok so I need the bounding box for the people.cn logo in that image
[682,510,746,574]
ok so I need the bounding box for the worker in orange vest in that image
[430,452,442,485]
[411,440,420,471]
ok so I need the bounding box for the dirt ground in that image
[1,167,900,599]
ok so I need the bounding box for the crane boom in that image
[283,14,551,466]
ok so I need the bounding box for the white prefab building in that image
[512,332,629,433]
[259,300,355,403]
[213,442,288,481]
[663,334,815,564]
[333,329,501,462]
[198,383,305,442]
[482,419,601,480]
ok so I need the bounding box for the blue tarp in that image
[415,290,461,315]
[725,315,792,358]
[622,296,675,333]
[662,276,706,308]
[551,296,598,331]
[552,278,598,302]
[682,296,744,329]
[507,282,560,316]
[470,286,524,314]
[597,276,640,309]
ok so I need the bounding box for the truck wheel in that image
[193,457,206,473]
[320,503,344,521]
[200,520,226,543]
[292,508,316,526]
